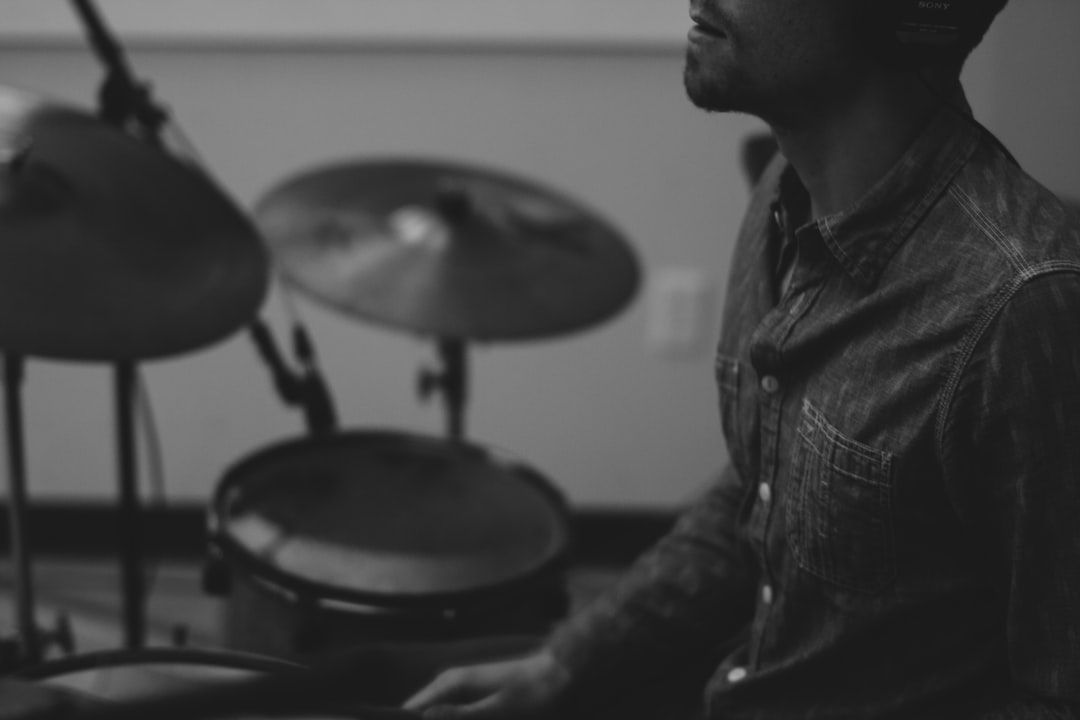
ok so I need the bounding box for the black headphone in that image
[880,0,974,68]
[881,0,1022,168]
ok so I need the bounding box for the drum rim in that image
[207,429,572,611]
[14,647,303,680]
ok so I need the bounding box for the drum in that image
[13,648,308,708]
[15,643,547,713]
[204,430,572,661]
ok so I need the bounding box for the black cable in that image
[134,371,166,608]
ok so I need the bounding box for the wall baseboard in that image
[0,502,676,567]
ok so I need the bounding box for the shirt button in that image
[727,667,748,683]
[760,375,780,393]
[758,482,772,504]
[762,584,774,605]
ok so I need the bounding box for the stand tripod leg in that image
[3,354,41,666]
[115,362,144,649]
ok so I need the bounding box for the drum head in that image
[214,431,569,604]
[17,648,297,700]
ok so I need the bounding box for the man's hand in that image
[401,650,572,720]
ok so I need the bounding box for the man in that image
[404,0,1080,718]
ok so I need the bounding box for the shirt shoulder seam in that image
[946,184,1032,273]
[934,262,1080,458]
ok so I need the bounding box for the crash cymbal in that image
[255,158,641,341]
[0,85,269,362]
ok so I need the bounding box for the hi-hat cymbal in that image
[255,158,641,341]
[0,86,269,362]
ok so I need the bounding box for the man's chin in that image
[683,78,738,113]
[683,57,741,113]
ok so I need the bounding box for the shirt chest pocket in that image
[785,400,897,594]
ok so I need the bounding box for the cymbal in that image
[255,158,641,341]
[0,85,269,362]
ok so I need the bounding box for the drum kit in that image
[0,1,641,716]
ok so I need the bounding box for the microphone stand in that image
[249,321,338,436]
[290,325,339,435]
[68,0,171,650]
[69,0,167,144]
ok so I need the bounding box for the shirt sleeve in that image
[978,699,1078,719]
[543,462,757,698]
[942,271,1080,706]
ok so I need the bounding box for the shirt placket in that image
[743,211,808,670]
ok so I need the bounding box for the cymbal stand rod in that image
[114,362,145,649]
[419,339,468,441]
[443,340,468,441]
[2,354,41,667]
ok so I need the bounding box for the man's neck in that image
[771,73,956,219]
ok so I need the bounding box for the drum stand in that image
[0,355,74,673]
[419,338,469,441]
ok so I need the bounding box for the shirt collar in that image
[771,94,983,289]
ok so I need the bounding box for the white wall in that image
[0,0,687,48]
[0,0,1076,510]
[963,0,1080,199]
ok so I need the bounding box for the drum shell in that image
[206,431,573,661]
[216,561,568,661]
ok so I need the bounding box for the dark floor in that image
[0,558,624,660]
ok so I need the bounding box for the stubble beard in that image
[683,46,753,115]
[683,46,793,125]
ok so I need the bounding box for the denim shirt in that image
[547,101,1080,719]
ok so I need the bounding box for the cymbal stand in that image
[114,363,143,649]
[418,339,469,441]
[0,356,75,672]
[1,354,40,667]
[69,0,174,649]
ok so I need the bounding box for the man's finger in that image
[403,672,480,712]
[422,693,506,720]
